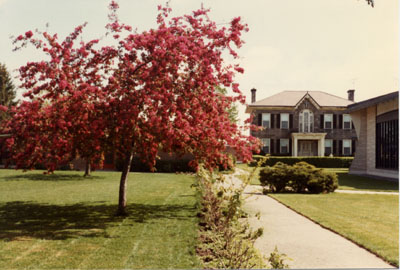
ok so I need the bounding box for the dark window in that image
[343,139,351,156]
[281,113,289,129]
[280,139,289,154]
[325,139,333,156]
[262,113,270,128]
[376,114,398,170]
[324,114,333,129]
[343,114,352,129]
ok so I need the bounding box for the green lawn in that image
[236,164,399,192]
[324,168,398,192]
[0,169,199,269]
[270,193,399,266]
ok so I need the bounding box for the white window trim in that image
[281,113,289,129]
[280,138,289,154]
[261,138,270,154]
[343,139,352,156]
[343,114,352,130]
[324,114,333,129]
[324,139,333,155]
[262,113,270,128]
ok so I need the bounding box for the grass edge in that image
[267,194,399,268]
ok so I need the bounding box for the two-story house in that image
[246,89,357,156]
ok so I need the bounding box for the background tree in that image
[0,63,17,121]
[6,1,259,216]
[366,0,374,7]
[215,85,239,125]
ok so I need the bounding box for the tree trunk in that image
[116,148,134,216]
[84,158,91,177]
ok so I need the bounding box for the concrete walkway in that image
[242,184,395,269]
[335,189,398,195]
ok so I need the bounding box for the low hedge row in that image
[116,157,196,173]
[251,155,353,168]
[116,153,237,173]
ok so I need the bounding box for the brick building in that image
[347,91,398,180]
[246,89,357,156]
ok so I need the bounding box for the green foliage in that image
[260,162,292,193]
[218,153,237,172]
[251,155,353,168]
[0,63,16,120]
[259,161,338,194]
[195,166,265,269]
[268,246,291,269]
[215,85,239,124]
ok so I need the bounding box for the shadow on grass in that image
[337,172,399,191]
[0,201,196,241]
[3,173,103,181]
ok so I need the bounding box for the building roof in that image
[347,91,398,112]
[249,90,354,108]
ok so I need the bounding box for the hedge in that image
[259,161,338,194]
[251,155,353,168]
[116,157,196,173]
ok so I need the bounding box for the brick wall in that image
[349,109,367,172]
[251,104,357,156]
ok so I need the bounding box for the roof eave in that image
[347,91,399,113]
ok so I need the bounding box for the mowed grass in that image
[270,193,399,266]
[324,168,398,192]
[0,169,199,269]
[236,164,399,192]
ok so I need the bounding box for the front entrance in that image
[298,140,318,156]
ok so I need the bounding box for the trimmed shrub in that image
[307,169,338,194]
[259,161,338,194]
[251,156,353,168]
[259,162,292,193]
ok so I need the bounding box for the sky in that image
[0,0,398,124]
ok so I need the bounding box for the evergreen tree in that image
[0,63,17,120]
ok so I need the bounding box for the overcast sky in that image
[0,0,398,124]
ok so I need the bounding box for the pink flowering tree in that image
[4,1,259,215]
[4,25,109,174]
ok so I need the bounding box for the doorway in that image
[298,140,318,156]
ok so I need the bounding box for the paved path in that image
[335,189,398,195]
[240,184,395,269]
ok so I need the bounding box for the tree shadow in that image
[0,201,196,241]
[3,173,103,181]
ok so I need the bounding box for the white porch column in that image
[293,137,298,157]
[318,137,325,157]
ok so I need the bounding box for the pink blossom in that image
[25,31,33,38]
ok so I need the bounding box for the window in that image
[376,113,399,169]
[343,114,352,129]
[343,139,351,156]
[261,138,270,154]
[281,113,289,129]
[299,110,313,133]
[262,113,270,128]
[325,139,333,156]
[280,139,289,154]
[324,114,333,129]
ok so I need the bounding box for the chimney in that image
[347,89,355,101]
[251,88,257,103]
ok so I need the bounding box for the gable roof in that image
[249,90,354,108]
